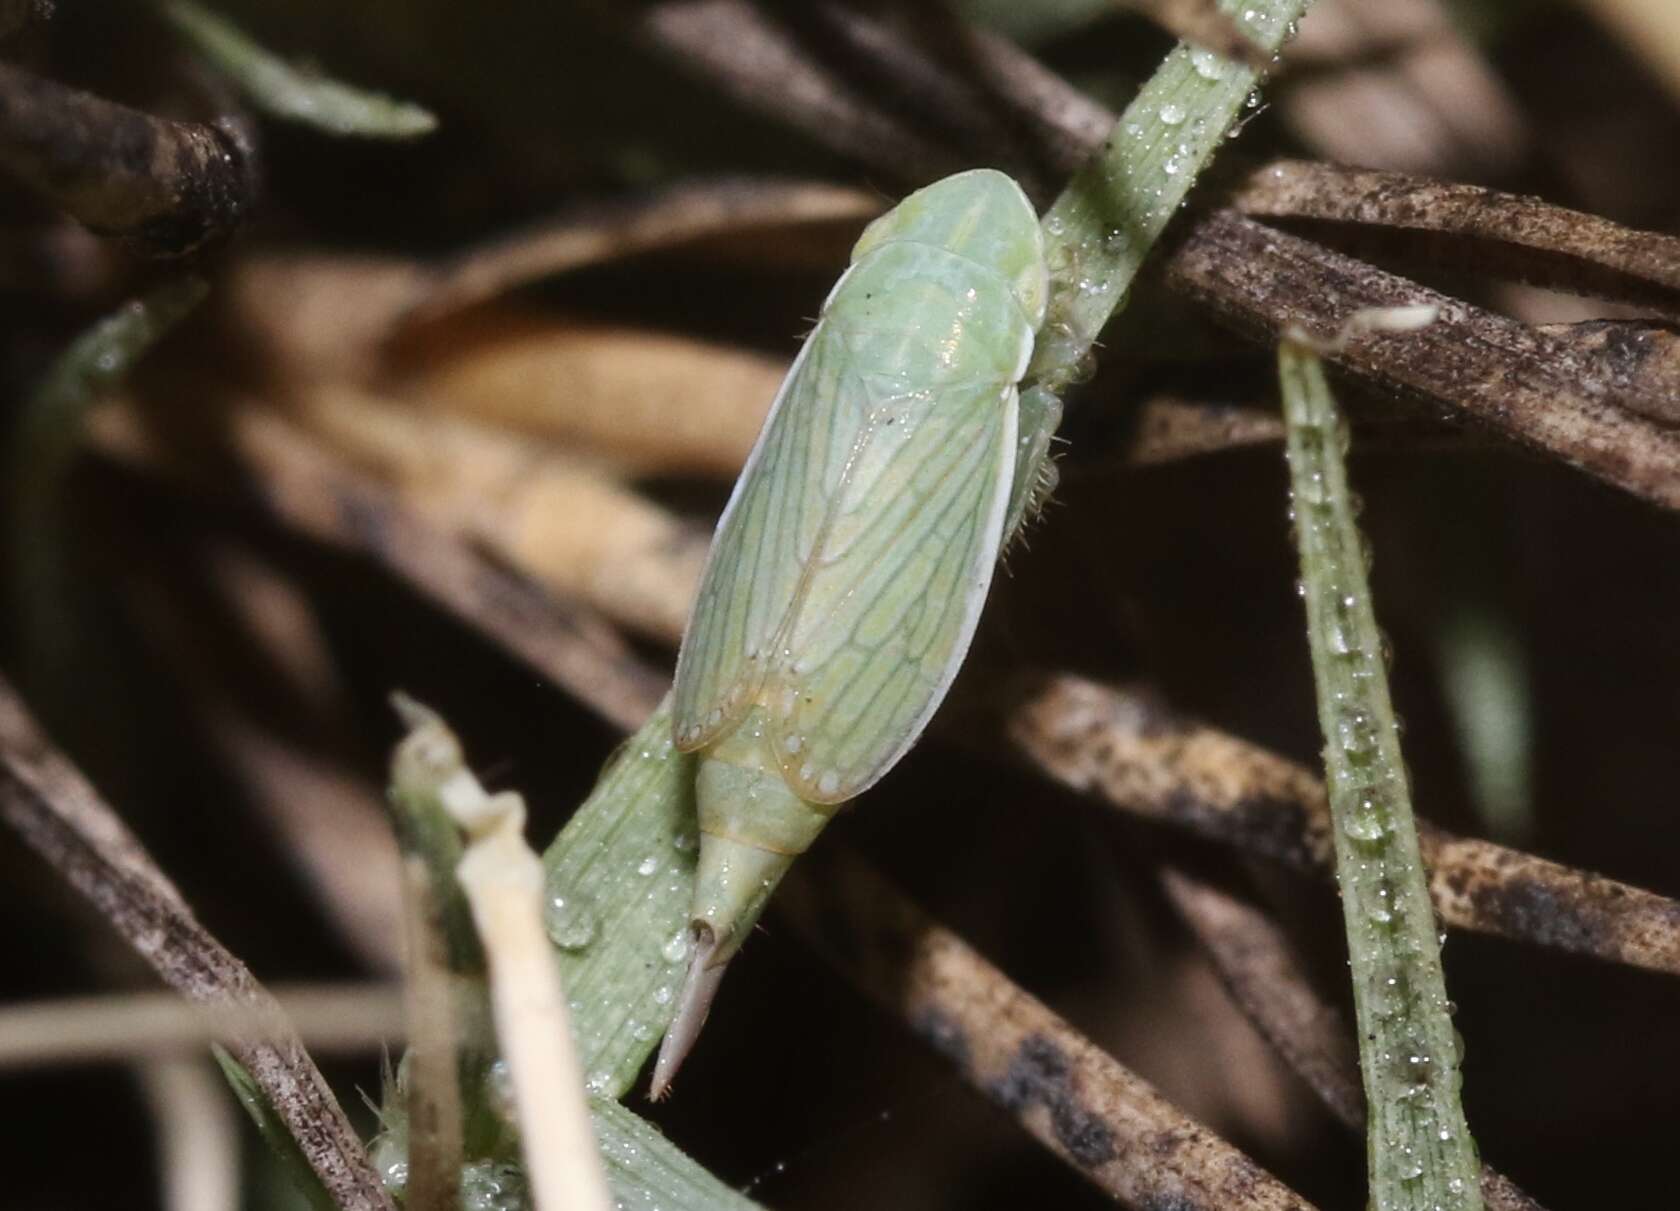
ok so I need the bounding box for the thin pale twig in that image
[1003,674,1680,979]
[0,675,395,1210]
[779,848,1318,1211]
[393,700,613,1211]
[138,1057,242,1211]
[0,984,407,1067]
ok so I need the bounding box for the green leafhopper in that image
[654,169,1049,1093]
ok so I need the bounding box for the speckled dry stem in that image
[1165,210,1680,509]
[1005,673,1680,979]
[0,61,254,256]
[0,675,394,1211]
[1161,870,1546,1211]
[1228,160,1680,318]
[781,850,1318,1211]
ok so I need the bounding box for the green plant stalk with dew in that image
[1279,337,1481,1211]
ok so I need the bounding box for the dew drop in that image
[1160,102,1186,125]
[543,877,600,951]
[637,855,659,877]
[1190,48,1223,79]
[662,929,693,964]
[1342,809,1386,843]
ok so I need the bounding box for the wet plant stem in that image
[1279,339,1481,1211]
[1028,0,1311,396]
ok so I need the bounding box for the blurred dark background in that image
[1,1,1677,1208]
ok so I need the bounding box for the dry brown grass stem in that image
[1008,674,1680,979]
[780,849,1319,1211]
[0,674,395,1210]
[95,399,671,730]
[1164,210,1680,509]
[1228,159,1680,317]
[0,61,255,256]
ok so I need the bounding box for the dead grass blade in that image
[412,177,880,324]
[1164,209,1680,510]
[0,675,395,1210]
[780,849,1320,1211]
[287,384,707,640]
[1006,674,1680,979]
[1229,159,1680,315]
[0,61,255,257]
[95,398,671,730]
[394,314,785,477]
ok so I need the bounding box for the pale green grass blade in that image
[1279,339,1482,1211]
[161,0,437,139]
[592,1098,761,1211]
[11,277,207,493]
[8,278,207,700]
[541,695,700,1098]
[1437,604,1535,844]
